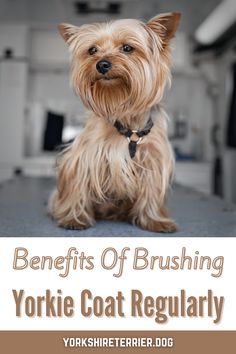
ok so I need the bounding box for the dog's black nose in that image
[96,60,112,74]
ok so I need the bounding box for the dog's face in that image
[59,13,180,120]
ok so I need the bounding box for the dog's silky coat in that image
[49,13,181,232]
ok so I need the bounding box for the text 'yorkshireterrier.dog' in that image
[49,12,181,233]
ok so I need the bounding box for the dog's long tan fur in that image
[49,12,181,232]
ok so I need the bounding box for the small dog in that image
[49,12,181,232]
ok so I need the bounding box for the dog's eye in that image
[122,44,134,53]
[88,47,97,55]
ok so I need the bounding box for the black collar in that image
[114,117,153,158]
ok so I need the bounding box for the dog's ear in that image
[58,23,79,43]
[147,12,181,43]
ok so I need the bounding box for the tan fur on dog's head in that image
[58,13,181,124]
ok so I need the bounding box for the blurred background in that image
[0,0,236,204]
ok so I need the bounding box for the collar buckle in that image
[127,136,143,145]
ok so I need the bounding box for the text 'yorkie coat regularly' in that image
[49,12,181,232]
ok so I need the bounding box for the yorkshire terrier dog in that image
[49,12,181,232]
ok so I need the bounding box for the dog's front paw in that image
[153,220,178,233]
[136,218,178,233]
[59,220,91,230]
